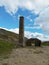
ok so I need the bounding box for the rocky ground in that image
[0,46,49,65]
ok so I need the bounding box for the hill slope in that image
[0,28,19,46]
[0,28,19,58]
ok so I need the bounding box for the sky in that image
[0,0,49,41]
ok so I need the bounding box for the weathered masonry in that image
[19,16,25,46]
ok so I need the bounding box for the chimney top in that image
[20,16,24,18]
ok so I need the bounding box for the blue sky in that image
[0,7,43,33]
[0,0,49,41]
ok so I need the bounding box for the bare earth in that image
[0,46,49,65]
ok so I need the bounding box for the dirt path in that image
[0,46,49,65]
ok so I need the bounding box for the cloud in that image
[0,27,9,30]
[25,31,49,41]
[0,0,49,15]
[35,7,49,34]
[9,28,19,34]
[0,0,19,15]
[25,24,41,29]
[26,16,33,22]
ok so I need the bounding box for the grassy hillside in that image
[42,41,49,46]
[0,28,19,58]
[0,39,15,58]
[0,29,19,46]
[0,28,27,58]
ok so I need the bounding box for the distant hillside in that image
[0,28,27,46]
[0,28,19,57]
[42,41,49,46]
[43,41,49,43]
[0,29,29,58]
[0,28,19,46]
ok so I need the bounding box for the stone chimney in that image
[19,16,25,46]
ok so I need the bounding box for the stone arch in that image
[26,38,41,46]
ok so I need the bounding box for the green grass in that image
[2,63,9,65]
[0,40,15,58]
[42,43,49,46]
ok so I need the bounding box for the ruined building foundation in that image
[19,16,25,46]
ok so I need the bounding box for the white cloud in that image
[0,0,19,15]
[25,31,49,41]
[26,16,33,22]
[9,28,19,34]
[0,27,9,30]
[35,7,49,34]
[0,0,49,15]
[25,24,41,29]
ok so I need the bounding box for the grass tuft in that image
[0,40,15,58]
[2,63,9,65]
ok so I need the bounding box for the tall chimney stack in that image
[19,16,24,46]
